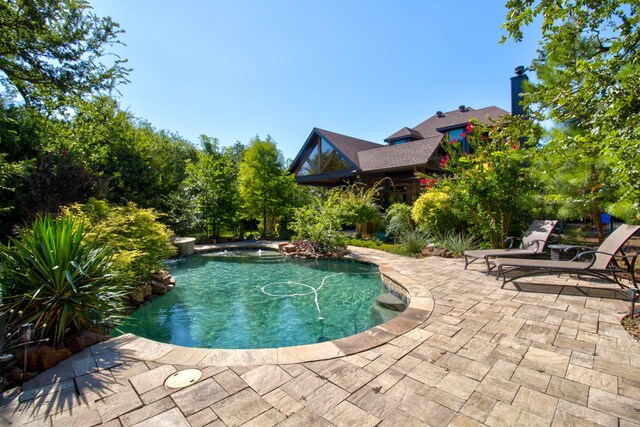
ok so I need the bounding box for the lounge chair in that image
[463,220,559,274]
[495,224,640,288]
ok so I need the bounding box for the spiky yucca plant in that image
[0,214,127,345]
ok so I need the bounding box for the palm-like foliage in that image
[0,214,127,345]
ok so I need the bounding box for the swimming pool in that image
[115,250,404,349]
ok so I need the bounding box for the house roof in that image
[384,127,424,143]
[410,106,509,139]
[291,105,510,178]
[357,135,442,172]
[314,128,382,168]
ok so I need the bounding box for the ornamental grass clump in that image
[399,230,431,255]
[428,229,480,257]
[0,214,128,345]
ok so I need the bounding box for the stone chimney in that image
[510,66,528,116]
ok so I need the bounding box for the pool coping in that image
[111,242,434,366]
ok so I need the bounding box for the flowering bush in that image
[413,115,541,247]
[412,185,463,234]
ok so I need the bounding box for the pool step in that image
[375,293,406,311]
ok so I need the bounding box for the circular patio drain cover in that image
[164,368,203,389]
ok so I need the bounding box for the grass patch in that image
[345,238,409,256]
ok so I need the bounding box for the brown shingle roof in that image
[294,106,510,176]
[357,135,442,172]
[384,127,424,143]
[412,106,508,138]
[315,128,382,168]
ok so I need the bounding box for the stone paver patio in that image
[2,244,640,426]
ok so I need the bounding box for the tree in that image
[180,136,240,237]
[238,136,298,237]
[0,0,129,110]
[535,125,617,241]
[502,0,640,218]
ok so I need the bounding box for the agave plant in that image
[399,230,431,255]
[0,214,127,345]
[428,229,480,257]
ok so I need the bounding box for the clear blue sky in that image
[90,0,540,160]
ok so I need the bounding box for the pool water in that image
[115,251,403,349]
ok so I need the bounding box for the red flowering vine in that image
[420,178,436,188]
[440,154,450,169]
[465,121,473,133]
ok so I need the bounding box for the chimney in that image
[511,66,528,116]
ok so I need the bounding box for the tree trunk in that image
[262,204,267,238]
[594,206,604,243]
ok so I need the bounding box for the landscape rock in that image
[7,368,36,383]
[129,287,146,305]
[151,282,168,295]
[432,248,445,257]
[283,244,297,253]
[65,331,108,354]
[142,283,153,297]
[17,345,72,372]
[150,270,172,285]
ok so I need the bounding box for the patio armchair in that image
[494,224,640,289]
[463,220,559,274]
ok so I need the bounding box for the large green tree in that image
[503,0,640,218]
[535,124,617,241]
[0,97,199,238]
[178,136,240,237]
[238,136,298,238]
[0,0,129,110]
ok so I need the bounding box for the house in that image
[288,67,528,206]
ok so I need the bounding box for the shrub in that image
[414,116,540,247]
[385,203,413,243]
[344,238,406,255]
[291,202,346,254]
[0,214,127,345]
[291,182,384,255]
[428,229,479,257]
[399,230,430,255]
[62,199,175,286]
[411,185,463,234]
[326,182,381,228]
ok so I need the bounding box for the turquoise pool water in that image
[115,250,402,349]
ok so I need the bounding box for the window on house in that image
[296,136,350,176]
[390,137,412,145]
[448,128,470,152]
